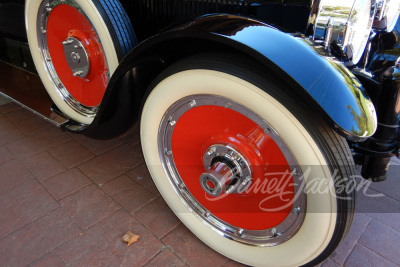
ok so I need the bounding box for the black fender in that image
[79,14,377,141]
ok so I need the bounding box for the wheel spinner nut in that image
[71,52,81,63]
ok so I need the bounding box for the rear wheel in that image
[26,0,137,124]
[141,54,355,266]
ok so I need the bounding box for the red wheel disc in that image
[172,105,295,230]
[47,4,108,107]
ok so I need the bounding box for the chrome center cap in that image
[63,37,90,78]
[200,144,252,197]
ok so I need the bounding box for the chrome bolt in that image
[189,100,196,107]
[41,29,47,34]
[46,57,51,62]
[226,185,235,194]
[46,7,52,12]
[74,44,81,49]
[242,176,252,186]
[225,102,231,108]
[264,128,271,134]
[71,52,81,64]
[294,207,301,214]
[169,120,176,126]
[237,228,244,236]
[178,183,185,189]
[271,228,277,237]
[58,83,63,88]
[72,71,84,77]
[62,39,73,45]
[164,149,172,156]
[207,147,217,156]
[292,168,299,176]
[204,211,210,218]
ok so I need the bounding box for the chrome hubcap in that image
[63,37,90,78]
[200,144,252,196]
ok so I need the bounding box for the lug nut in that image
[72,71,84,77]
[62,39,73,45]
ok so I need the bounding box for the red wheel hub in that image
[46,4,108,107]
[172,105,295,230]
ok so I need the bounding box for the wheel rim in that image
[158,94,307,246]
[37,0,109,117]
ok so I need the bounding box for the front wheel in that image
[140,54,355,266]
[26,0,137,124]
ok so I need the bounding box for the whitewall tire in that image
[26,0,137,124]
[141,54,355,267]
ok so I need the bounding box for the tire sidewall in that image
[141,69,338,267]
[25,0,119,124]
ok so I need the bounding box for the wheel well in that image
[134,37,310,114]
[83,37,321,139]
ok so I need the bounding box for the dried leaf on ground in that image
[122,231,140,246]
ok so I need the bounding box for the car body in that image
[1,0,399,266]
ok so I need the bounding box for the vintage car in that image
[0,0,399,266]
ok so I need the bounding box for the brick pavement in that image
[0,98,399,267]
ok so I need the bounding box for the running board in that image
[0,60,69,127]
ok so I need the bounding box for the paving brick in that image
[162,224,228,267]
[127,163,160,196]
[55,210,162,266]
[0,209,79,266]
[0,102,21,114]
[69,132,123,155]
[29,252,65,267]
[0,113,13,126]
[49,140,94,169]
[320,258,341,267]
[103,174,156,213]
[0,145,14,164]
[0,122,24,146]
[0,159,33,192]
[120,130,140,147]
[364,213,400,232]
[344,244,398,267]
[7,127,71,159]
[135,197,180,238]
[0,179,59,238]
[15,115,53,136]
[391,156,400,165]
[4,107,35,122]
[43,168,92,200]
[79,144,143,185]
[221,260,246,266]
[329,213,371,265]
[23,151,66,181]
[369,164,400,202]
[60,184,121,229]
[359,220,400,264]
[144,249,187,267]
[356,186,400,213]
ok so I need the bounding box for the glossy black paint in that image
[350,19,400,180]
[82,14,377,141]
[119,0,311,41]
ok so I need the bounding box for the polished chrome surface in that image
[374,0,400,31]
[158,94,306,246]
[37,0,104,117]
[310,0,375,65]
[200,144,252,196]
[63,37,90,78]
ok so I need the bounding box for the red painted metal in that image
[47,4,108,107]
[172,105,294,230]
